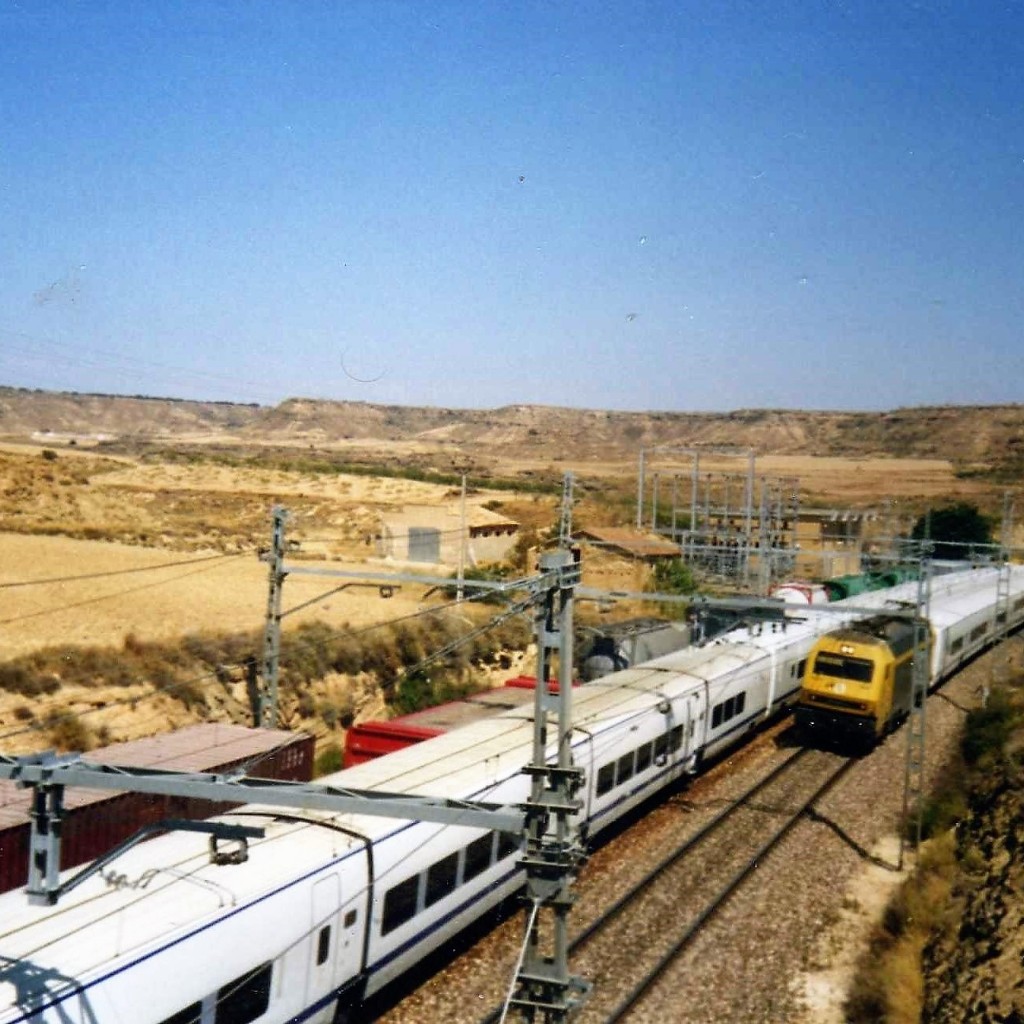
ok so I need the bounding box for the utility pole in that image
[504,547,589,1022]
[900,551,932,869]
[457,473,468,602]
[636,449,646,530]
[259,506,288,728]
[558,472,574,548]
[990,491,1015,700]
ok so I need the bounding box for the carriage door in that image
[687,691,706,763]
[306,875,343,1008]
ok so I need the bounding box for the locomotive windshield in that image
[813,652,874,683]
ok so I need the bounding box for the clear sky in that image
[1,1,1022,413]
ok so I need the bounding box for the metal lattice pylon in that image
[504,549,590,1023]
[900,557,932,867]
[989,494,1016,700]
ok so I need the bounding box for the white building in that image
[378,504,519,568]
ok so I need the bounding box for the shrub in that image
[961,690,1017,766]
[0,663,61,697]
[314,743,343,777]
[442,565,512,605]
[45,713,94,752]
[845,834,957,1024]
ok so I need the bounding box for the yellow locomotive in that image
[794,615,926,746]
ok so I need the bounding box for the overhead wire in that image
[0,582,537,747]
[0,553,249,627]
[299,524,502,546]
[0,325,286,406]
[0,551,248,590]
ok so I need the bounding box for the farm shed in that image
[576,526,680,561]
[0,723,313,895]
[378,504,519,567]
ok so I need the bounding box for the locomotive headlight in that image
[839,644,855,655]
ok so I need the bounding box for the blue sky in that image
[1,1,1022,412]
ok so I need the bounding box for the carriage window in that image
[950,637,964,653]
[464,833,494,881]
[158,1005,202,1024]
[498,831,520,860]
[316,926,331,966]
[382,875,420,934]
[596,762,616,796]
[736,692,746,715]
[635,742,653,774]
[343,909,358,928]
[654,734,668,760]
[670,725,684,751]
[712,703,723,728]
[425,852,459,907]
[617,751,635,785]
[215,962,272,1024]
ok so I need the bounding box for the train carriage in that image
[0,569,1014,1024]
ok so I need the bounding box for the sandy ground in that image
[0,443,994,659]
[0,533,442,657]
[794,835,909,1022]
[91,460,470,504]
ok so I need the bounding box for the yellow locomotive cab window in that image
[812,652,874,683]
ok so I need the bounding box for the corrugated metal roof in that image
[0,724,304,827]
[381,504,519,531]
[578,526,680,558]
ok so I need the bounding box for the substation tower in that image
[636,446,799,593]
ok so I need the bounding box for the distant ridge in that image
[0,386,1021,467]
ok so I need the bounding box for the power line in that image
[0,551,247,590]
[0,589,531,744]
[0,554,246,626]
[0,325,286,405]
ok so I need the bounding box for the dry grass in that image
[844,835,958,1024]
[0,433,1010,761]
[843,682,1024,1023]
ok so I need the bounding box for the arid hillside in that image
[2,387,1022,473]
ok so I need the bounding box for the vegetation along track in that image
[465,746,853,1024]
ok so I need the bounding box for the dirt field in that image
[0,443,999,658]
[0,533,442,657]
[0,435,1008,757]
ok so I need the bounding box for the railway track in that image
[469,745,853,1024]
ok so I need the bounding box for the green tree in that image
[650,558,696,619]
[910,502,994,560]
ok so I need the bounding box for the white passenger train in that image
[0,568,1018,1024]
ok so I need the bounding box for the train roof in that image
[0,814,366,1020]
[4,565,1017,995]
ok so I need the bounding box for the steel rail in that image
[567,747,812,953]
[474,746,814,1024]
[600,755,855,1024]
